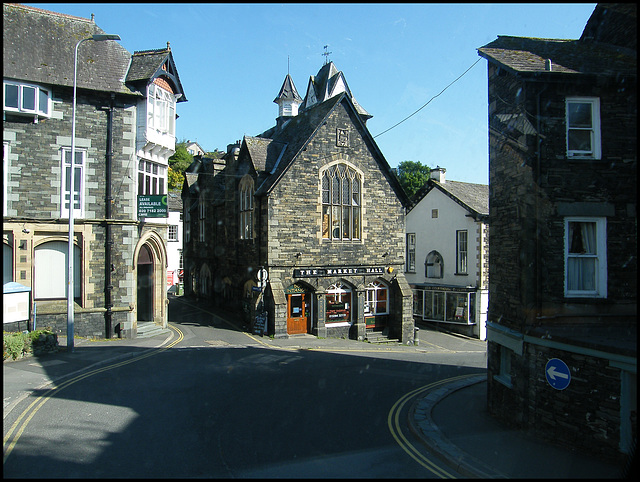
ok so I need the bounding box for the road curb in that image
[408,375,508,479]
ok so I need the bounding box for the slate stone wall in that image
[3,88,140,339]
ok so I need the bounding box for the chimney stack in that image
[430,166,446,183]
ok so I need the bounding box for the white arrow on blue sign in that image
[545,358,571,390]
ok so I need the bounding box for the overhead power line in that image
[373,58,482,139]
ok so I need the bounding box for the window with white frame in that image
[321,163,362,241]
[239,176,254,240]
[456,230,468,274]
[147,83,176,136]
[406,233,416,273]
[325,282,352,324]
[61,148,86,219]
[364,280,389,316]
[199,193,206,243]
[565,217,607,297]
[168,225,178,241]
[138,160,166,195]
[566,97,601,159]
[3,80,51,118]
[425,250,443,278]
[34,240,81,300]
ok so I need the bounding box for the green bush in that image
[3,328,56,360]
[3,332,28,360]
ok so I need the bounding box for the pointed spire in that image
[274,73,302,120]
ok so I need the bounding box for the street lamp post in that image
[68,34,120,353]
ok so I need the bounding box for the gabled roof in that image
[3,3,133,95]
[300,61,372,120]
[410,179,489,220]
[252,92,408,206]
[126,45,187,101]
[477,4,636,79]
[3,3,187,100]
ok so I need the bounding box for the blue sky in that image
[28,3,596,185]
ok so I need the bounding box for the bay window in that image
[4,80,51,118]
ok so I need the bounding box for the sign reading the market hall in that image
[293,266,385,278]
[138,195,168,218]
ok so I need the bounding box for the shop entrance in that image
[287,293,308,335]
[137,244,153,321]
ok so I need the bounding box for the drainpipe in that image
[105,94,115,338]
[535,83,547,323]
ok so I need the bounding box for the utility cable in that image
[374,58,482,139]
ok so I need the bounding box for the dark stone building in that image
[183,62,415,343]
[478,3,636,460]
[3,4,186,338]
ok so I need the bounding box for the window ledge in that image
[493,374,513,389]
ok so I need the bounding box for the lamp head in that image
[92,34,121,42]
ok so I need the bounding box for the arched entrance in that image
[285,283,311,335]
[134,232,167,327]
[137,244,153,321]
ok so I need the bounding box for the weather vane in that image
[322,45,332,65]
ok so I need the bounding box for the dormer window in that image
[147,83,176,136]
[4,80,51,119]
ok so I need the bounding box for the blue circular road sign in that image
[545,358,571,390]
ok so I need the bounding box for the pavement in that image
[3,296,631,478]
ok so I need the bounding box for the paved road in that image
[3,297,487,478]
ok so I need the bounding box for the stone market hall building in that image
[182,62,415,343]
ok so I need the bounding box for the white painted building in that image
[405,167,489,340]
[166,192,183,292]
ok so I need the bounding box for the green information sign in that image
[138,195,168,218]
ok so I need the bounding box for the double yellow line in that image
[387,373,479,479]
[3,323,184,463]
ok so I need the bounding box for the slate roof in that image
[251,92,408,206]
[3,3,186,100]
[3,4,133,95]
[273,74,302,103]
[409,179,489,220]
[477,4,636,78]
[167,191,183,211]
[126,47,187,101]
[300,61,372,120]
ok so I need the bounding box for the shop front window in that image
[325,282,351,323]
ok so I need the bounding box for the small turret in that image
[274,74,302,128]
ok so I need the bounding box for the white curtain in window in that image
[567,222,597,291]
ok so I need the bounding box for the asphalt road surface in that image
[3,299,486,478]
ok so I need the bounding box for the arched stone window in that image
[364,280,389,315]
[239,175,254,240]
[321,163,361,240]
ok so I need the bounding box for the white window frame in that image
[426,250,443,279]
[406,233,416,273]
[3,80,51,118]
[168,225,178,242]
[138,160,166,195]
[456,230,468,274]
[147,83,176,136]
[61,148,86,219]
[364,280,389,316]
[239,176,254,240]
[564,216,607,298]
[566,97,601,159]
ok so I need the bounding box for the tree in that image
[168,140,193,191]
[396,160,431,199]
